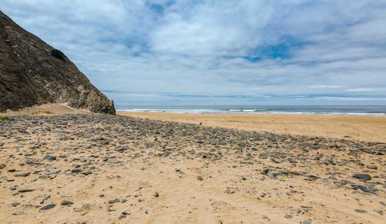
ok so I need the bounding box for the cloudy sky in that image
[2,0,386,106]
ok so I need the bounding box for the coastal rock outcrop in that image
[0,11,115,114]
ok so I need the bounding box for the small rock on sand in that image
[40,203,56,211]
[18,188,34,193]
[61,200,74,206]
[44,155,57,161]
[353,174,372,181]
[14,172,31,177]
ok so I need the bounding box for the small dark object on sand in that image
[40,203,56,211]
[353,173,372,181]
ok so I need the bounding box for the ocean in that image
[117,105,386,116]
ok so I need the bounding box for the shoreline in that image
[118,109,386,117]
[116,104,386,116]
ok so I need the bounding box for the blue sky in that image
[2,0,386,106]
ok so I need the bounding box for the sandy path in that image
[0,103,88,116]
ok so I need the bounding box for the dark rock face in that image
[0,11,115,114]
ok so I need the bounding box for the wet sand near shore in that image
[1,106,385,223]
[120,112,386,143]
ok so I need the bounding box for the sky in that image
[1,0,386,106]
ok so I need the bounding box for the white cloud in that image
[1,0,386,105]
[150,0,273,56]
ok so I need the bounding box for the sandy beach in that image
[121,112,386,143]
[1,106,385,223]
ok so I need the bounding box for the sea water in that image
[118,105,386,116]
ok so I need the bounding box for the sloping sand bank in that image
[121,112,386,143]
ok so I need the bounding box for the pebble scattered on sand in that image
[0,114,385,223]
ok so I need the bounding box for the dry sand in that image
[121,112,386,143]
[1,105,385,223]
[0,103,88,117]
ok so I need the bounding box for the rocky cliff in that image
[0,11,116,114]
